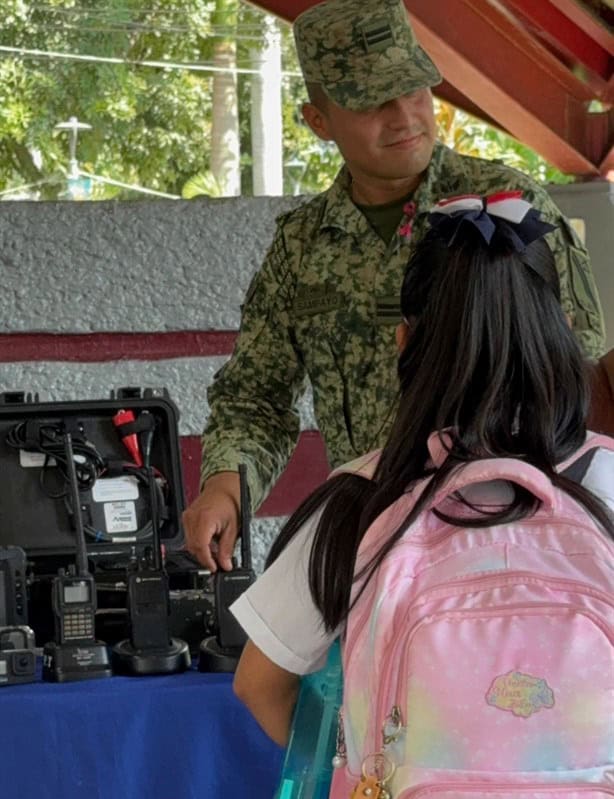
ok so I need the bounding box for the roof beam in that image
[436,80,509,132]
[247,0,307,22]
[600,145,614,176]
[548,0,614,55]
[248,0,612,176]
[407,0,609,176]
[500,0,612,91]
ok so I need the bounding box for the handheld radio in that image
[198,463,256,672]
[112,410,190,675]
[215,463,256,649]
[42,429,112,682]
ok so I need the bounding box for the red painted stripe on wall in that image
[0,331,238,362]
[181,430,330,517]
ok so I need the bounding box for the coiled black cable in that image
[5,420,168,543]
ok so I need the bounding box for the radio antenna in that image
[63,431,88,577]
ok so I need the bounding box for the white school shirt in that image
[231,445,614,676]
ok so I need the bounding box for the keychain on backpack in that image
[351,752,395,799]
[350,706,404,799]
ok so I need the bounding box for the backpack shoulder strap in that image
[352,437,614,569]
[419,458,557,514]
[556,433,614,474]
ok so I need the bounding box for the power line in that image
[0,44,301,77]
[10,23,265,39]
[79,170,180,199]
[18,4,274,22]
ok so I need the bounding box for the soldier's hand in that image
[182,471,241,572]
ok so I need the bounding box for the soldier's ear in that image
[396,320,410,353]
[302,102,333,141]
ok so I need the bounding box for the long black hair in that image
[268,224,614,631]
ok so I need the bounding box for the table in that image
[0,666,284,799]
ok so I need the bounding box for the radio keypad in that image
[64,610,94,639]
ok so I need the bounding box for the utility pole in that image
[54,116,92,199]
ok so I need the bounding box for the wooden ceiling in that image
[251,0,614,178]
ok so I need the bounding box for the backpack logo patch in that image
[486,670,555,718]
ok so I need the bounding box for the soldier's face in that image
[303,88,436,184]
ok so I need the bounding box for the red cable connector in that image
[112,409,143,467]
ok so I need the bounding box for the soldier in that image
[184,0,605,570]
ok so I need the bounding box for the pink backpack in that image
[331,434,614,799]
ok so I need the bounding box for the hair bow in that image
[428,191,555,252]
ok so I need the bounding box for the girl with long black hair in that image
[231,196,614,749]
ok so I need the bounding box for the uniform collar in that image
[319,141,448,235]
[319,166,367,237]
[412,140,446,214]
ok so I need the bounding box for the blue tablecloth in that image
[0,665,284,799]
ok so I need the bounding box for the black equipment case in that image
[0,388,192,644]
[0,387,185,568]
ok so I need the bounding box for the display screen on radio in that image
[63,582,91,604]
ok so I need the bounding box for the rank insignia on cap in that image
[359,19,395,53]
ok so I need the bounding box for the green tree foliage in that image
[0,0,572,200]
[0,0,218,198]
[434,99,573,186]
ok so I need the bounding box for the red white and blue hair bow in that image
[428,191,555,252]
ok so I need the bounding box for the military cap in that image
[293,0,442,111]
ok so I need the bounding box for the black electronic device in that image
[0,625,37,686]
[198,463,256,673]
[0,389,186,645]
[112,412,190,676]
[51,571,97,644]
[42,430,112,683]
[127,569,171,651]
[0,546,28,628]
[0,389,184,565]
[168,585,216,654]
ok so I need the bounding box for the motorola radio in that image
[199,463,256,672]
[112,411,190,675]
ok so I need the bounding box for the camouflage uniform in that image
[202,141,605,509]
[201,0,605,508]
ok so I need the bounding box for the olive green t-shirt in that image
[355,193,413,243]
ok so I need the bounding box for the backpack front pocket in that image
[396,782,614,798]
[377,601,613,776]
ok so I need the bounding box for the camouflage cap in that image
[293,0,442,111]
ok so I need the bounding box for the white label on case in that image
[103,500,138,533]
[92,476,139,503]
[19,450,55,468]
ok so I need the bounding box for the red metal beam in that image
[549,0,614,55]
[600,145,614,176]
[407,0,604,176]
[499,0,612,85]
[436,80,509,132]
[248,0,307,22]
[250,0,612,175]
